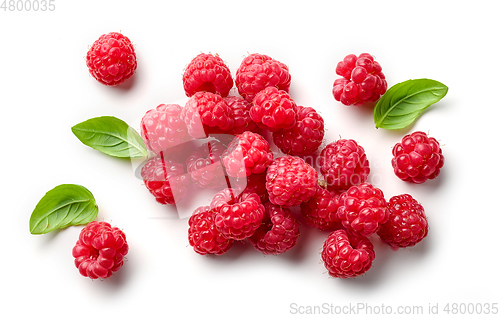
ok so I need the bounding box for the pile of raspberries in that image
[135,52,444,279]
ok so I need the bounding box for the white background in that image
[1,1,499,317]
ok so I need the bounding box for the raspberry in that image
[300,185,343,231]
[140,104,191,154]
[224,96,260,135]
[273,105,325,156]
[377,194,428,250]
[72,221,129,279]
[211,188,265,240]
[319,139,370,190]
[321,229,375,278]
[250,86,298,132]
[222,131,273,178]
[392,131,445,184]
[243,171,269,204]
[332,53,387,106]
[188,206,234,255]
[86,32,137,86]
[266,155,318,207]
[337,183,388,237]
[183,53,233,97]
[186,140,228,189]
[249,202,300,255]
[141,154,190,205]
[181,91,234,139]
[235,53,291,102]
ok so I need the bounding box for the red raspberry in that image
[224,96,260,135]
[188,206,234,255]
[337,183,388,237]
[392,131,445,184]
[377,194,428,250]
[319,139,370,190]
[235,53,291,102]
[273,105,325,156]
[230,170,270,204]
[250,86,298,132]
[140,154,190,205]
[300,185,343,231]
[140,104,191,154]
[72,221,129,279]
[86,32,137,86]
[222,131,273,178]
[332,53,387,106]
[211,188,265,240]
[186,140,228,189]
[181,91,234,139]
[183,53,233,97]
[249,202,300,255]
[266,155,318,207]
[321,229,375,278]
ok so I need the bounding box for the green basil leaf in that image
[72,116,147,158]
[374,79,448,129]
[29,184,98,234]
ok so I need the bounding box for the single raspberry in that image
[72,221,129,279]
[321,229,375,278]
[211,188,265,240]
[188,206,234,255]
[141,154,190,205]
[337,183,388,237]
[186,140,228,189]
[392,131,445,184]
[235,53,291,102]
[332,53,387,106]
[140,104,191,154]
[249,202,300,255]
[243,171,269,204]
[377,194,428,250]
[273,105,325,156]
[224,96,260,135]
[181,91,234,139]
[300,185,343,231]
[319,139,370,190]
[86,32,137,86]
[250,86,298,132]
[183,53,233,97]
[222,131,273,178]
[266,155,318,207]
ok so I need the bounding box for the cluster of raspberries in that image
[83,33,444,280]
[135,51,444,278]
